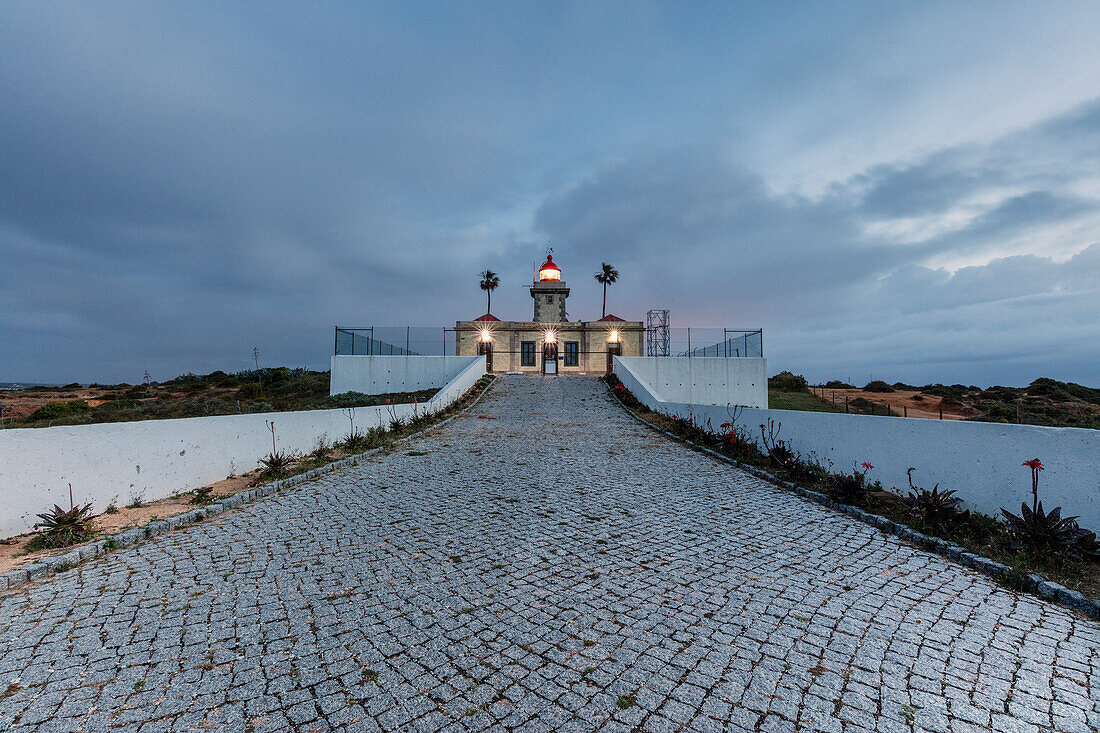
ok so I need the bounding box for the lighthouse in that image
[530,254,570,323]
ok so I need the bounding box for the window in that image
[547,296,553,303]
[564,342,578,366]
[521,341,536,366]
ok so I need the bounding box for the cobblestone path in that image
[2,376,1099,733]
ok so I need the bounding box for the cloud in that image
[1,3,1099,386]
[533,114,1100,385]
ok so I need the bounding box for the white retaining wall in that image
[614,358,1100,532]
[614,356,767,408]
[0,357,485,539]
[330,355,482,395]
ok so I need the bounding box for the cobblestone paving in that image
[2,376,1099,732]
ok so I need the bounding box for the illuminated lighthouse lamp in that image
[537,254,561,282]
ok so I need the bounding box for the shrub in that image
[98,398,141,410]
[863,380,895,392]
[340,428,370,452]
[768,372,808,392]
[823,380,854,389]
[262,367,290,386]
[28,400,90,421]
[237,383,261,399]
[716,417,760,463]
[319,391,378,409]
[828,463,874,506]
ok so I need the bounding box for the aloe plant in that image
[907,468,969,533]
[1000,459,1098,560]
[34,485,94,548]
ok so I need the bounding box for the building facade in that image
[456,255,643,374]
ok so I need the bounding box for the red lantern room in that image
[537,254,561,282]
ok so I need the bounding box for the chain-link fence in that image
[334,327,457,356]
[666,328,763,358]
[334,326,763,357]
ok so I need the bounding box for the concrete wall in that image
[615,356,767,408]
[613,358,1100,532]
[0,357,485,539]
[330,355,482,395]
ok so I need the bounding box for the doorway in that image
[477,340,493,372]
[606,343,622,373]
[542,342,558,375]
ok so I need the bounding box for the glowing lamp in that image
[537,254,561,282]
[479,328,492,343]
[608,329,619,344]
[544,329,557,344]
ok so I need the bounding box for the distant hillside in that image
[775,373,1100,428]
[0,368,436,428]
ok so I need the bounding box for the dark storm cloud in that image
[2,3,1099,385]
[533,119,1100,385]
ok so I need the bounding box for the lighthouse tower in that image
[530,254,570,323]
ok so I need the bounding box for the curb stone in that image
[0,376,496,595]
[606,381,1100,620]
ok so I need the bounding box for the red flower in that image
[720,422,733,429]
[1022,458,1044,471]
[759,424,766,430]
[861,462,874,471]
[385,398,391,403]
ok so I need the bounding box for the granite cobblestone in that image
[1,375,1099,731]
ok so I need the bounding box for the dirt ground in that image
[0,471,257,576]
[1,386,124,421]
[809,387,981,420]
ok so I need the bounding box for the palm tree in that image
[479,270,500,314]
[594,262,619,318]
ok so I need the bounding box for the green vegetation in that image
[27,399,91,421]
[767,389,842,413]
[863,380,895,392]
[906,377,1100,428]
[26,487,95,551]
[766,371,841,412]
[966,377,1100,429]
[5,368,439,428]
[767,371,808,392]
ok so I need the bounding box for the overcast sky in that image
[3,1,1100,386]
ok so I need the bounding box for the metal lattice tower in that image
[646,309,670,357]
